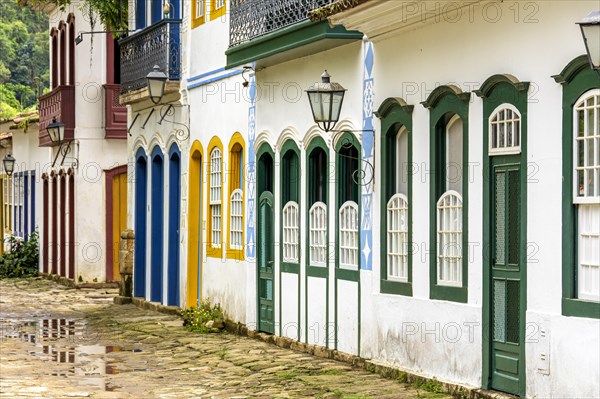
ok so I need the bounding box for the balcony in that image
[119,19,181,102]
[226,0,363,69]
[38,85,75,147]
[103,84,127,139]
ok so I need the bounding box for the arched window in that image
[50,28,58,89]
[209,146,222,251]
[424,84,470,302]
[490,104,521,155]
[437,191,463,286]
[435,114,464,288]
[58,21,66,86]
[339,201,359,270]
[573,89,600,301]
[386,125,410,282]
[227,133,244,259]
[67,14,75,86]
[280,142,300,266]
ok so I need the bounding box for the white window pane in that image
[339,201,358,270]
[437,191,463,287]
[282,201,299,263]
[578,204,600,301]
[309,202,327,266]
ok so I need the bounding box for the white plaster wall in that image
[281,272,299,339]
[306,276,327,346]
[337,279,359,355]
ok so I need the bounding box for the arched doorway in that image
[187,141,204,308]
[150,146,164,303]
[256,144,274,334]
[167,143,181,306]
[134,149,148,298]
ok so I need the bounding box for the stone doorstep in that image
[116,300,518,399]
[39,273,120,289]
[129,296,181,316]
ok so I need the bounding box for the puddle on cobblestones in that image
[1,318,125,391]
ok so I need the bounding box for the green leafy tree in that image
[0,0,49,109]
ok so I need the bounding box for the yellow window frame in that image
[210,0,226,21]
[206,136,224,259]
[226,132,245,260]
[192,0,205,28]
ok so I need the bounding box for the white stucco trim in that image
[332,118,360,149]
[132,135,149,155]
[254,130,276,153]
[148,134,166,154]
[276,126,303,151]
[302,125,330,149]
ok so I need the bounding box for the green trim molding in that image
[376,97,414,297]
[225,20,363,69]
[303,136,331,345]
[278,139,302,340]
[425,85,470,303]
[479,74,529,396]
[557,56,600,319]
[421,85,471,109]
[334,132,361,353]
[474,74,530,98]
[552,55,592,85]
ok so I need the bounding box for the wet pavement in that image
[0,278,451,398]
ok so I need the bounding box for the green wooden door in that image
[490,162,524,395]
[258,191,275,334]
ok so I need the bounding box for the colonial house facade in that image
[0,111,45,253]
[120,0,599,397]
[26,3,129,283]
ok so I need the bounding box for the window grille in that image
[309,202,327,266]
[437,191,463,286]
[339,201,359,270]
[387,193,409,281]
[210,148,222,248]
[282,201,299,263]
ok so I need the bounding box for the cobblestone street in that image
[0,278,451,399]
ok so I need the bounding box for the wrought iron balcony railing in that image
[38,85,75,147]
[119,19,181,94]
[229,0,337,47]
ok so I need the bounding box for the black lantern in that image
[146,65,168,104]
[577,11,600,70]
[2,154,15,177]
[46,116,65,145]
[306,70,347,132]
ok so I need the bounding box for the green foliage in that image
[0,232,40,279]
[181,299,225,334]
[22,0,128,33]
[0,84,22,119]
[0,0,49,109]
